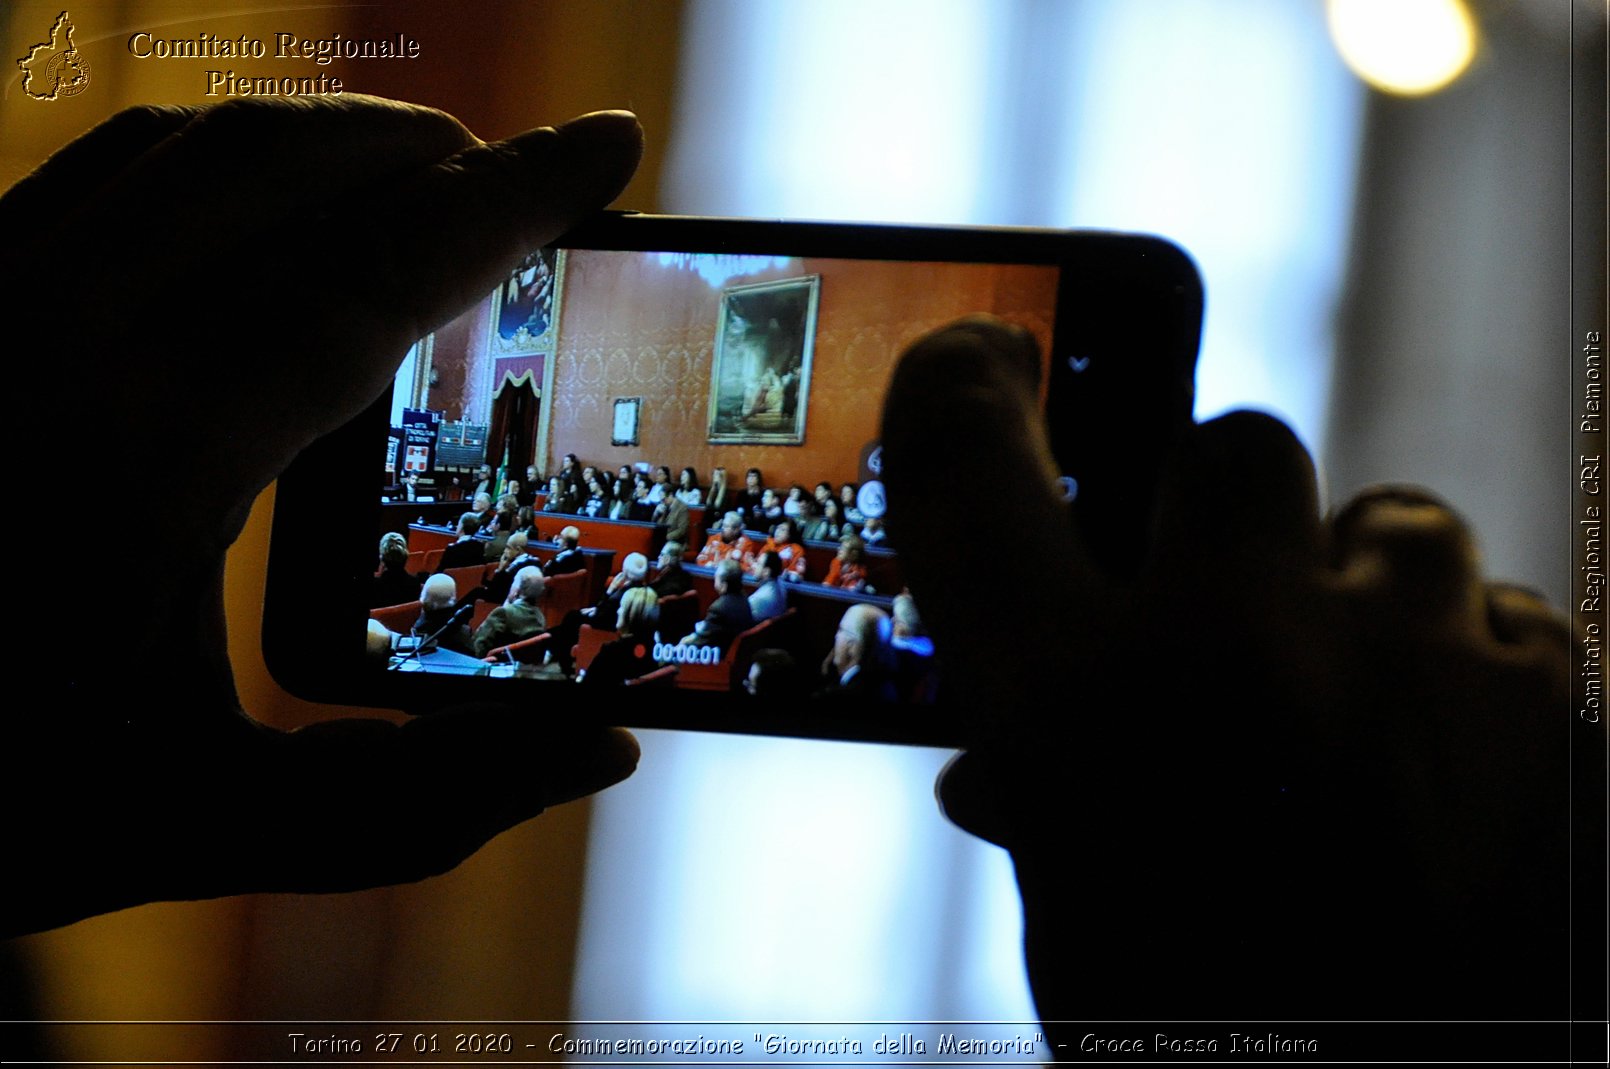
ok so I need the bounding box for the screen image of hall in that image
[377,249,1058,691]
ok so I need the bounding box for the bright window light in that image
[1327,0,1478,96]
[578,0,1365,1029]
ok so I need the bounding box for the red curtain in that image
[487,376,540,481]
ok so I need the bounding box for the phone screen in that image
[371,245,1060,705]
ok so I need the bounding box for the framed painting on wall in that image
[612,397,642,447]
[492,247,562,355]
[706,275,820,444]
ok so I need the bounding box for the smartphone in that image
[264,213,1201,745]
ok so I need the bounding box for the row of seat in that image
[482,607,799,692]
[369,568,590,637]
[373,562,811,693]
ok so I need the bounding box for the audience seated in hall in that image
[840,482,866,527]
[628,473,657,522]
[646,465,673,505]
[593,551,651,632]
[542,526,588,577]
[517,464,541,507]
[608,472,635,520]
[470,447,894,577]
[482,494,520,559]
[704,466,733,516]
[581,587,659,687]
[556,452,583,495]
[674,466,703,507]
[435,511,487,572]
[681,559,753,655]
[782,484,809,521]
[735,468,765,527]
[483,531,539,604]
[654,492,690,545]
[822,531,869,592]
[756,488,784,529]
[541,551,651,675]
[650,541,691,597]
[817,602,896,703]
[579,474,610,518]
[744,648,803,699]
[472,567,547,657]
[471,491,496,532]
[748,550,788,623]
[413,573,474,655]
[541,475,574,514]
[372,531,423,608]
[697,511,754,568]
[802,497,846,542]
[751,518,808,581]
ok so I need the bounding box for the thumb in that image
[249,711,639,894]
[881,317,1097,742]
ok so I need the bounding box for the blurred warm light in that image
[1327,0,1477,96]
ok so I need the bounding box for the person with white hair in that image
[543,551,651,675]
[591,551,650,631]
[412,573,474,655]
[816,602,895,702]
[471,491,496,530]
[472,566,547,656]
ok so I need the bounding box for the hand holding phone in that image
[886,323,1575,1028]
[6,98,644,936]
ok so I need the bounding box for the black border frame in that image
[264,213,1203,747]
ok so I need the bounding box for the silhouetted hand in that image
[5,97,643,937]
[881,319,1588,1029]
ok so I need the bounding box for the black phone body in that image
[265,213,1202,745]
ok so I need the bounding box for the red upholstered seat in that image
[443,564,488,600]
[421,548,444,574]
[406,550,427,574]
[627,664,678,688]
[483,631,552,665]
[675,609,796,692]
[571,624,613,673]
[542,570,588,621]
[469,599,496,633]
[369,600,419,634]
[654,590,701,644]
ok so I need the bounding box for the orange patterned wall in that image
[545,251,1058,491]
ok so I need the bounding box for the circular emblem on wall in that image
[857,480,886,520]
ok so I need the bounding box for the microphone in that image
[389,602,474,670]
